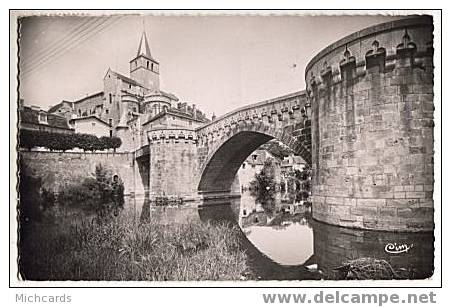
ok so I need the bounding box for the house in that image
[69,116,111,137]
[19,104,74,134]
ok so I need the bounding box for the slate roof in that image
[142,108,209,126]
[20,106,73,130]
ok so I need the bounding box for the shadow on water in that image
[197,192,434,280]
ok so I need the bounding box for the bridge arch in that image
[197,111,311,196]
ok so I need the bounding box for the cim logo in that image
[384,243,414,254]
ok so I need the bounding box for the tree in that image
[18,130,123,152]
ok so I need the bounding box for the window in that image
[109,93,112,104]
[242,163,246,169]
[109,119,113,126]
[38,112,47,123]
[105,109,109,114]
[151,63,154,71]
[129,84,132,89]
[92,122,96,127]
[133,107,137,113]
[146,61,149,69]
[253,155,257,161]
[78,110,81,116]
[109,130,113,137]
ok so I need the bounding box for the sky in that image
[17,13,403,117]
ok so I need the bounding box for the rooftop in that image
[69,115,111,127]
[20,106,73,130]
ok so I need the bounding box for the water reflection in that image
[198,191,434,280]
[128,192,434,280]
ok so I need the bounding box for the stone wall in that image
[19,151,146,196]
[305,16,434,231]
[148,130,200,199]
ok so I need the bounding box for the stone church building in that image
[47,30,209,150]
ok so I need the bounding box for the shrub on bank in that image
[19,130,122,152]
[57,164,124,213]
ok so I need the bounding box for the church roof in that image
[137,31,151,58]
[113,70,143,87]
[145,90,179,101]
[73,92,104,104]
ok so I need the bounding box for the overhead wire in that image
[21,16,123,79]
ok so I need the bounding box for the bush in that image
[57,164,124,213]
[19,130,122,152]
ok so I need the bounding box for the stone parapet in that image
[147,128,198,144]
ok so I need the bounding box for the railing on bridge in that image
[196,90,308,134]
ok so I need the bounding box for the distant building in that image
[19,104,74,134]
[281,154,306,173]
[237,149,282,191]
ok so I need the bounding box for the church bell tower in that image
[130,31,160,92]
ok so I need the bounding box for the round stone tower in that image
[305,16,434,231]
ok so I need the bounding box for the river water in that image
[123,191,434,280]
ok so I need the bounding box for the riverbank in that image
[19,210,248,281]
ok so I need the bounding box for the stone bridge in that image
[141,91,311,200]
[195,91,311,197]
[137,16,434,232]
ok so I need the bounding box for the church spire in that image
[130,24,160,91]
[137,31,152,59]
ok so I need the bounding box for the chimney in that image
[212,112,216,121]
[192,104,197,120]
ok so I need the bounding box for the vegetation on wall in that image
[281,165,312,204]
[57,164,125,214]
[19,130,122,152]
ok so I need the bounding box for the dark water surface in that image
[125,192,434,280]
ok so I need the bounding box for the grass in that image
[18,210,248,281]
